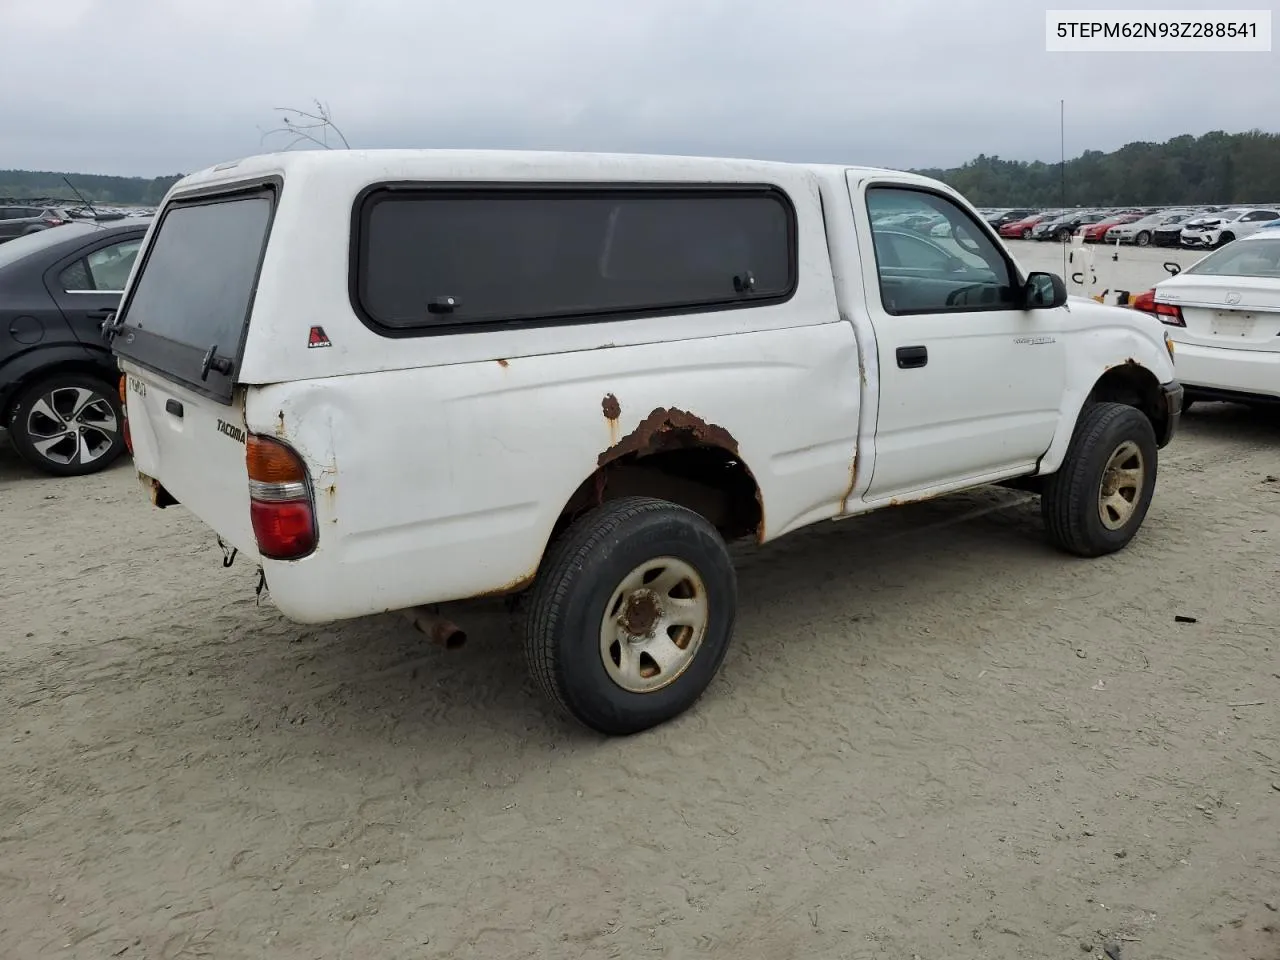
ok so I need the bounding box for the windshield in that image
[1184,238,1280,278]
[0,222,98,270]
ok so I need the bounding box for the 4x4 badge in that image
[308,326,332,348]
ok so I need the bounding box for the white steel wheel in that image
[599,556,709,694]
[1097,440,1145,530]
[524,496,738,736]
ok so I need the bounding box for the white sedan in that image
[1134,231,1280,409]
[1179,208,1280,249]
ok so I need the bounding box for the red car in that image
[999,214,1049,239]
[1082,213,1142,243]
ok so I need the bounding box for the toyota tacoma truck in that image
[107,149,1182,735]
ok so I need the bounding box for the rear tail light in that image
[246,434,317,560]
[1131,289,1185,326]
[43,218,66,226]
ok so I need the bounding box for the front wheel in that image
[1135,230,1151,246]
[1021,228,1032,240]
[1041,402,1158,558]
[524,497,737,735]
[7,372,126,477]
[1216,232,1234,248]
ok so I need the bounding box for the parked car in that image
[1033,210,1107,242]
[1134,230,1280,410]
[1082,213,1143,243]
[0,218,150,475]
[999,213,1055,240]
[1152,213,1210,247]
[985,208,1039,229]
[1180,208,1280,249]
[110,149,1181,735]
[0,204,73,244]
[1105,210,1198,246]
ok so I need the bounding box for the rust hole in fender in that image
[496,359,509,368]
[598,407,739,468]
[602,393,621,421]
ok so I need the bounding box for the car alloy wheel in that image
[9,374,126,477]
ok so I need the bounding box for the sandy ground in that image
[3,246,1279,960]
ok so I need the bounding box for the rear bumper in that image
[1158,380,1183,448]
[1173,340,1280,402]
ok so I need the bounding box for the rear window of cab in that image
[349,185,798,334]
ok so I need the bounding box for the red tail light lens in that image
[249,500,316,559]
[1131,289,1185,326]
[246,434,317,560]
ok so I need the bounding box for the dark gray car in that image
[1,218,150,475]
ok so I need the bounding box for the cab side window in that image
[866,187,1019,316]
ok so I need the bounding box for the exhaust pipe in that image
[401,607,467,649]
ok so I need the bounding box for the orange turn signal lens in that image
[246,434,307,484]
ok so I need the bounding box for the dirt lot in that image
[3,305,1279,958]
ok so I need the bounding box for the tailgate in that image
[110,181,278,555]
[123,367,258,555]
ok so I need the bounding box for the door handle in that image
[896,345,928,369]
[165,398,184,419]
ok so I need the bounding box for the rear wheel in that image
[1136,230,1151,246]
[1021,228,1032,240]
[1042,402,1158,558]
[7,373,126,477]
[1056,228,1072,242]
[524,497,737,735]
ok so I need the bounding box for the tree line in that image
[5,128,1279,208]
[913,130,1280,207]
[0,169,182,206]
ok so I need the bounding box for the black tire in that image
[1041,402,1158,558]
[1056,228,1072,243]
[7,372,126,477]
[524,496,737,735]
[1136,230,1151,246]
[1021,228,1032,240]
[1216,232,1234,248]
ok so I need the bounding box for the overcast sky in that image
[2,0,1276,177]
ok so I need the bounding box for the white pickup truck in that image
[108,149,1182,735]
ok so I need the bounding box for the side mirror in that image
[1024,271,1068,309]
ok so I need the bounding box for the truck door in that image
[848,175,1067,502]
